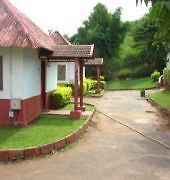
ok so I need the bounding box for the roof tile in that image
[0,0,55,50]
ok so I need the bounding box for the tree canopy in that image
[70,3,127,76]
[136,0,170,44]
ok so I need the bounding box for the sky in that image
[11,0,150,36]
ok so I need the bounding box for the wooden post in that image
[97,65,101,93]
[70,59,82,119]
[74,59,79,111]
[79,60,86,111]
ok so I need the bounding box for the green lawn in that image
[149,90,170,109]
[106,77,156,90]
[0,115,86,150]
[61,103,94,111]
[87,90,104,97]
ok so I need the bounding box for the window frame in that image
[57,63,67,82]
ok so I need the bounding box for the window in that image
[57,64,66,81]
[0,56,3,90]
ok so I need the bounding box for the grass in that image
[149,89,170,109]
[0,115,86,150]
[87,90,104,97]
[61,103,94,111]
[106,77,156,90]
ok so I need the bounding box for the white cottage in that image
[0,0,58,126]
[0,0,95,126]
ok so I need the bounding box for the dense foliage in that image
[151,70,160,81]
[70,3,127,76]
[52,86,72,109]
[163,68,170,86]
[117,15,167,79]
[69,2,168,79]
[136,0,170,43]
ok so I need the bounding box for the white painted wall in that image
[46,62,57,92]
[0,48,11,99]
[167,52,170,68]
[0,48,24,99]
[23,48,41,99]
[0,48,41,100]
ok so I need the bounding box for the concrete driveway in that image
[0,91,170,180]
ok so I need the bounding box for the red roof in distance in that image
[0,0,55,50]
[50,31,71,45]
[48,45,95,59]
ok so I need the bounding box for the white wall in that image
[0,48,42,100]
[46,62,57,92]
[23,48,41,99]
[167,52,170,68]
[0,48,11,99]
[0,48,23,99]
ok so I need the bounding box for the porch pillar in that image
[70,59,82,119]
[79,60,85,111]
[96,65,101,93]
[74,59,79,111]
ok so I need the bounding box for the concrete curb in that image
[0,108,96,161]
[146,97,170,119]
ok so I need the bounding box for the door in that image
[41,61,46,110]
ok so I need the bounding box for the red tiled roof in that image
[50,31,71,45]
[49,45,95,59]
[0,0,55,50]
[85,58,103,65]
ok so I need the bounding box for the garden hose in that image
[96,109,170,150]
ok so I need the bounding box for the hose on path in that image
[96,109,170,150]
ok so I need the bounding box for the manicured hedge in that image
[163,68,170,86]
[52,86,72,109]
[84,78,106,91]
[151,70,160,81]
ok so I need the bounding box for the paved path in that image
[0,91,170,180]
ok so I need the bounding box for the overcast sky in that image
[11,0,150,36]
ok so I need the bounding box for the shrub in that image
[101,81,106,89]
[163,68,170,86]
[57,83,70,87]
[72,82,87,96]
[84,78,93,91]
[84,78,106,90]
[117,69,131,79]
[117,65,153,80]
[151,70,160,82]
[51,86,72,109]
[100,76,105,81]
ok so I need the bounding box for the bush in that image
[72,82,87,96]
[101,81,106,89]
[57,83,71,87]
[151,70,160,82]
[84,78,106,90]
[100,76,105,81]
[117,65,153,80]
[52,86,72,109]
[84,78,93,91]
[163,68,170,86]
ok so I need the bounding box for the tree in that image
[129,16,166,71]
[136,0,170,44]
[70,3,127,76]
